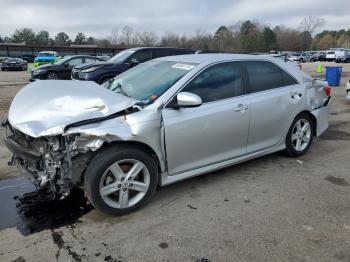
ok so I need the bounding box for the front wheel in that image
[285,114,314,157]
[84,146,158,215]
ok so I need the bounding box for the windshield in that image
[109,50,135,63]
[6,58,20,62]
[107,60,198,104]
[38,52,54,57]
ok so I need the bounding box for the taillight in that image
[324,85,331,97]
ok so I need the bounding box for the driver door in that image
[162,62,250,175]
[62,57,83,79]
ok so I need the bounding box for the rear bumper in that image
[311,97,331,137]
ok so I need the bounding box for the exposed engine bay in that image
[2,120,95,198]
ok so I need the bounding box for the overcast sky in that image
[0,0,349,38]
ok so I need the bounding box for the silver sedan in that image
[3,54,331,215]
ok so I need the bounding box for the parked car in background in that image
[289,53,311,63]
[310,52,326,62]
[0,57,9,64]
[346,80,350,100]
[30,55,105,81]
[34,51,59,67]
[326,51,336,61]
[96,54,111,61]
[265,54,301,70]
[3,54,331,215]
[19,54,35,63]
[1,58,28,71]
[326,48,347,61]
[71,47,196,84]
[335,54,350,63]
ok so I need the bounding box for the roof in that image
[157,53,281,64]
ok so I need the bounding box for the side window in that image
[182,62,242,103]
[243,61,283,93]
[153,49,172,58]
[281,70,298,86]
[67,57,83,66]
[84,57,98,63]
[131,50,152,63]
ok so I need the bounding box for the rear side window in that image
[281,70,298,86]
[131,50,152,63]
[85,57,99,63]
[174,49,195,55]
[243,61,284,93]
[182,62,242,103]
[152,49,173,58]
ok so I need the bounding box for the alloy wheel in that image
[291,119,312,152]
[99,159,150,209]
[47,72,58,80]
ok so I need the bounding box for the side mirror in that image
[174,92,202,109]
[129,58,139,67]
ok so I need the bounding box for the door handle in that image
[290,91,302,98]
[290,91,298,98]
[234,104,248,112]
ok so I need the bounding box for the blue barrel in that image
[325,66,342,86]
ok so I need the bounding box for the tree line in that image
[0,16,349,52]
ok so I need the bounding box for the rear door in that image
[241,61,303,153]
[162,62,250,175]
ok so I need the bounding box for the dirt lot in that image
[0,63,350,262]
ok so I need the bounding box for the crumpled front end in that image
[3,120,68,196]
[2,119,101,197]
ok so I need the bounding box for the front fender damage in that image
[5,106,166,199]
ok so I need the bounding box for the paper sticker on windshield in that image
[172,63,195,70]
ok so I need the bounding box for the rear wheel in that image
[47,71,59,80]
[299,58,304,63]
[285,113,314,157]
[84,146,158,215]
[310,58,315,62]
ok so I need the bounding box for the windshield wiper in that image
[112,83,131,98]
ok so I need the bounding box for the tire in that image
[285,113,314,157]
[299,58,304,63]
[46,71,59,80]
[84,146,158,215]
[310,58,314,62]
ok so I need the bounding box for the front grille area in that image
[72,69,80,79]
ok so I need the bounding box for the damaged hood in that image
[8,80,136,137]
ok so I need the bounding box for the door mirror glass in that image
[175,92,202,108]
[130,58,139,66]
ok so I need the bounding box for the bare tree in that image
[121,26,134,46]
[109,28,119,44]
[138,31,158,46]
[299,16,325,35]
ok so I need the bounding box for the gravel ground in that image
[0,63,349,262]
